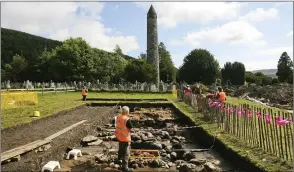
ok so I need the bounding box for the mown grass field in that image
[1,91,292,171]
[1,92,174,129]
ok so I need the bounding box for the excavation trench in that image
[56,103,254,172]
[2,103,261,172]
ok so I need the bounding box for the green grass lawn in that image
[1,92,175,129]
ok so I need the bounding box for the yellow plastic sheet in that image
[1,92,38,109]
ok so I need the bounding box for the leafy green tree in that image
[9,54,29,81]
[114,45,123,56]
[124,59,156,83]
[221,62,232,84]
[158,42,176,83]
[272,78,279,84]
[221,61,245,85]
[138,52,147,60]
[245,71,257,83]
[276,52,293,82]
[47,37,95,81]
[178,49,220,85]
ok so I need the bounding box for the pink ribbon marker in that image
[276,119,291,126]
[237,109,243,116]
[257,112,262,118]
[265,114,271,124]
[247,111,252,118]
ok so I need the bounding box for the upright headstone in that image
[147,5,160,89]
[6,80,11,89]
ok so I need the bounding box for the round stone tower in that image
[147,5,160,88]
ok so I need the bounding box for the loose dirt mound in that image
[233,83,293,109]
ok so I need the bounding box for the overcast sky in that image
[1,2,293,71]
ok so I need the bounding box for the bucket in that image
[33,111,40,117]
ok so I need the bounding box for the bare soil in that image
[1,106,117,172]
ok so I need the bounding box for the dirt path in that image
[1,106,117,172]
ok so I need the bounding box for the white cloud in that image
[287,29,293,37]
[135,2,244,28]
[239,8,279,23]
[169,20,266,47]
[258,46,293,57]
[1,2,139,54]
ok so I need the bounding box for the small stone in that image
[88,139,103,146]
[171,140,179,144]
[204,162,217,172]
[168,162,175,167]
[109,162,115,168]
[161,153,167,157]
[170,152,177,160]
[132,163,139,169]
[172,143,183,149]
[183,152,196,161]
[104,124,112,128]
[146,132,154,138]
[175,160,184,166]
[131,135,141,141]
[189,158,206,165]
[150,160,160,167]
[97,127,102,131]
[135,140,142,144]
[166,154,171,159]
[82,135,98,143]
[95,154,109,163]
[114,164,120,169]
[101,142,112,149]
[151,142,162,150]
[212,160,221,165]
[156,136,162,141]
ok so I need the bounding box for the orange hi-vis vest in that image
[218,92,226,103]
[82,89,87,96]
[114,114,131,142]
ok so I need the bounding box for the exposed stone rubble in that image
[62,108,224,171]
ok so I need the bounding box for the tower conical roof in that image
[147,5,157,18]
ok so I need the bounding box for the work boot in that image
[121,168,134,172]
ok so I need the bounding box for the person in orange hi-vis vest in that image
[216,87,227,103]
[114,106,134,172]
[81,86,87,101]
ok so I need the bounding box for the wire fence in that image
[180,90,293,162]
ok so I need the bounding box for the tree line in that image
[1,28,176,83]
[2,28,292,86]
[177,49,292,85]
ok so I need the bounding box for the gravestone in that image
[6,80,11,89]
[50,80,55,88]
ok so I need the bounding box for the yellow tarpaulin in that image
[1,92,38,109]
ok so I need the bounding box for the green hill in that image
[1,28,135,66]
[1,28,62,66]
[251,69,277,78]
